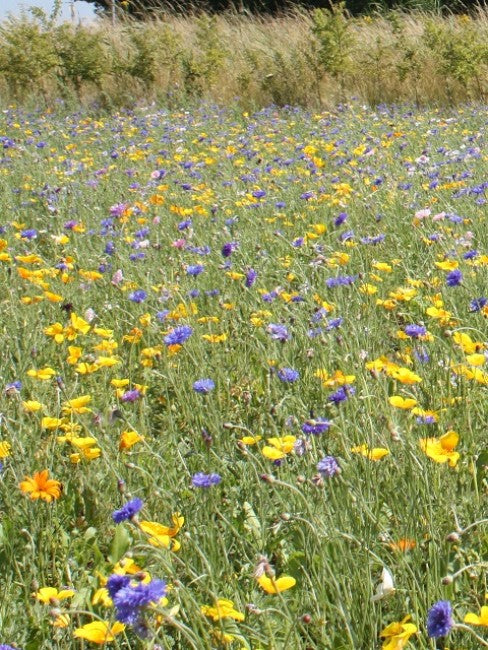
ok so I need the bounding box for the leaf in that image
[243,501,262,546]
[108,525,131,564]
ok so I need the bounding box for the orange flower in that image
[19,470,62,502]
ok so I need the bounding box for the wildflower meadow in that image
[0,100,486,649]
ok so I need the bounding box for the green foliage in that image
[55,25,108,97]
[0,15,58,98]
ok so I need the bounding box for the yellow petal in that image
[257,574,296,594]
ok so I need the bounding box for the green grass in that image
[0,101,486,649]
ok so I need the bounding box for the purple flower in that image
[427,601,453,638]
[112,578,167,626]
[267,323,290,341]
[317,456,340,477]
[328,385,355,404]
[110,203,128,217]
[128,290,147,304]
[252,189,266,198]
[4,380,21,394]
[470,297,488,312]
[245,268,257,287]
[277,368,299,383]
[0,645,20,650]
[221,241,238,257]
[20,229,37,240]
[121,389,141,403]
[112,497,143,523]
[107,574,131,599]
[301,419,331,435]
[164,325,193,346]
[193,379,215,394]
[334,212,347,226]
[326,275,357,288]
[404,324,426,339]
[186,264,204,276]
[192,472,222,488]
[325,317,343,331]
[446,269,462,286]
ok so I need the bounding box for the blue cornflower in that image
[112,578,167,625]
[326,275,357,288]
[469,297,488,312]
[0,645,18,650]
[186,264,204,276]
[20,228,37,240]
[404,324,426,338]
[245,268,257,287]
[4,380,21,394]
[446,269,462,286]
[427,601,453,638]
[252,189,266,198]
[414,347,430,363]
[221,241,238,257]
[121,389,141,403]
[277,368,299,383]
[301,418,331,435]
[292,237,304,247]
[104,241,116,255]
[325,317,343,331]
[328,385,355,404]
[192,472,222,488]
[128,290,147,304]
[107,574,131,599]
[334,212,347,226]
[317,456,340,477]
[112,497,144,523]
[164,325,193,346]
[193,379,215,394]
[178,219,192,230]
[267,323,290,341]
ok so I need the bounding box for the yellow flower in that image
[351,444,390,461]
[41,417,65,430]
[119,430,144,451]
[44,322,65,343]
[387,367,422,384]
[257,574,296,594]
[70,312,91,334]
[139,513,184,550]
[261,435,296,460]
[92,587,112,607]
[62,395,92,414]
[35,586,75,604]
[388,396,417,410]
[73,621,125,644]
[22,400,45,413]
[19,470,62,502]
[201,598,245,622]
[27,367,56,381]
[240,435,262,446]
[380,615,418,649]
[0,441,11,458]
[464,605,488,626]
[419,430,460,467]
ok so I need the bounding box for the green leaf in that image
[108,525,131,564]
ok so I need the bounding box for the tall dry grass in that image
[0,5,488,108]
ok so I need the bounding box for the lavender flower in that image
[469,297,487,312]
[317,456,340,477]
[128,290,147,304]
[111,577,167,626]
[192,472,222,488]
[404,324,426,339]
[245,268,257,287]
[164,325,193,346]
[427,601,453,638]
[328,385,355,404]
[277,368,299,383]
[186,264,204,276]
[267,323,290,341]
[112,497,144,523]
[446,269,462,286]
[221,241,238,257]
[121,389,141,403]
[193,379,215,394]
[301,419,332,435]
